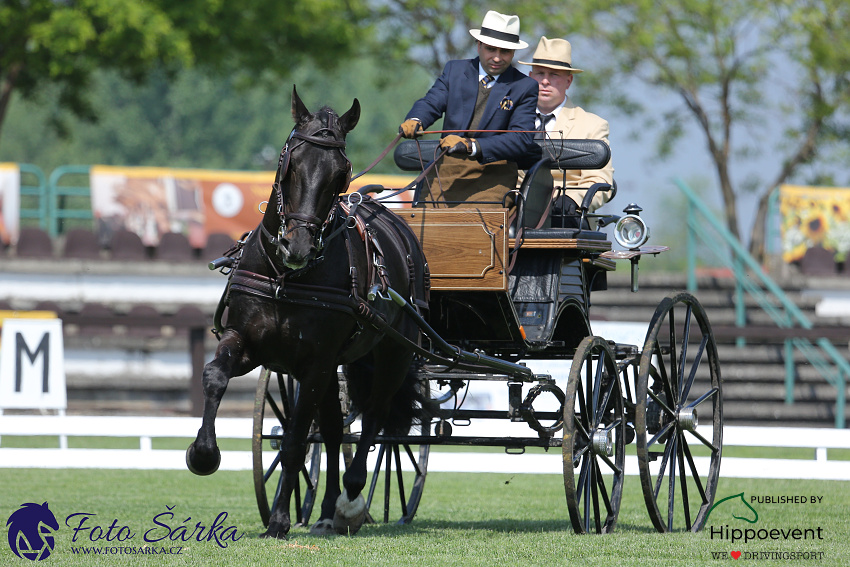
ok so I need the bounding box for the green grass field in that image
[2,466,849,566]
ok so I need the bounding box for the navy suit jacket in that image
[405,57,538,167]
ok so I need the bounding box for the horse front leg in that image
[186,331,244,475]
[264,367,335,539]
[310,375,343,536]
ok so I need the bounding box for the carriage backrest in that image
[539,139,610,171]
[393,139,611,172]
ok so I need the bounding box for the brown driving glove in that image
[399,119,424,139]
[439,135,475,155]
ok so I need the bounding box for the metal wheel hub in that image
[677,407,699,432]
[269,425,283,450]
[592,428,614,457]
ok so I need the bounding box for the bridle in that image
[264,109,353,262]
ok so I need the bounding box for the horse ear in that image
[338,98,360,134]
[291,85,311,123]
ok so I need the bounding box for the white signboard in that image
[0,319,67,410]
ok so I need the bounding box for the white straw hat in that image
[469,11,528,50]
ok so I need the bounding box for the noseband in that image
[266,110,353,262]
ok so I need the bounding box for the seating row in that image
[1,227,236,263]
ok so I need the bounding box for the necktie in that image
[481,74,495,88]
[537,113,554,132]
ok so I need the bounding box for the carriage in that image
[189,89,722,537]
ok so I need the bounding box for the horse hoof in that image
[333,490,367,535]
[309,519,337,536]
[261,520,290,539]
[185,444,220,476]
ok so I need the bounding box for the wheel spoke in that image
[677,304,694,400]
[576,378,590,432]
[294,474,303,525]
[593,457,613,516]
[265,392,287,427]
[667,435,678,531]
[647,419,675,449]
[686,387,719,411]
[263,451,282,483]
[591,354,604,422]
[583,455,593,531]
[394,445,408,518]
[647,386,676,417]
[592,459,602,533]
[595,367,617,426]
[598,451,622,476]
[365,444,387,511]
[653,435,675,498]
[576,452,591,502]
[689,426,720,454]
[680,334,707,402]
[667,307,679,401]
[677,437,692,530]
[681,436,708,504]
[403,443,423,477]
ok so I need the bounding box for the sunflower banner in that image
[779,184,850,264]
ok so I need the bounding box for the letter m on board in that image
[15,331,50,393]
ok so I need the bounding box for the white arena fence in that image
[1,415,849,481]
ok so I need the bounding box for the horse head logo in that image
[705,492,759,525]
[6,502,59,561]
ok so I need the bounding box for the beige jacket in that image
[529,96,614,212]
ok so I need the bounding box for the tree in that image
[369,0,492,76]
[517,0,850,261]
[0,0,367,146]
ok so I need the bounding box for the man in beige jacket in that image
[519,37,614,214]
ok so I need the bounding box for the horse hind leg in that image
[186,332,244,475]
[334,348,415,535]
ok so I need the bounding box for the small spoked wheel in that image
[563,336,626,534]
[362,380,430,525]
[635,291,723,533]
[252,368,322,528]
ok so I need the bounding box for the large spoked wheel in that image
[563,336,626,534]
[252,368,322,528]
[635,291,723,533]
[360,380,430,525]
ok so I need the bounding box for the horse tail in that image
[344,356,433,436]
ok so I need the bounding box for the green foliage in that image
[0,59,434,174]
[0,0,370,143]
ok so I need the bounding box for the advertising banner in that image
[779,184,850,264]
[0,162,20,246]
[90,166,413,247]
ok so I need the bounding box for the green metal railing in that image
[679,178,848,428]
[46,165,93,236]
[19,164,48,230]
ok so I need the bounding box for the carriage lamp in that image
[614,203,649,293]
[613,204,650,250]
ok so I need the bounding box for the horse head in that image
[268,86,360,269]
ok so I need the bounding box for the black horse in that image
[186,87,429,538]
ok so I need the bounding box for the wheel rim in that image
[252,368,322,528]
[563,336,626,534]
[635,291,723,533]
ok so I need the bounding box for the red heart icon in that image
[731,551,742,559]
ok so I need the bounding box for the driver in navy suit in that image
[399,10,538,207]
